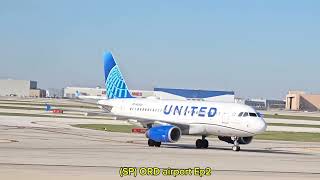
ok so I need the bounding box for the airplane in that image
[96,51,267,151]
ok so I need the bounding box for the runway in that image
[0,115,320,179]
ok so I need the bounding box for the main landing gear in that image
[148,139,161,147]
[196,135,209,149]
[146,124,161,147]
[232,137,240,151]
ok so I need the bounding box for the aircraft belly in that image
[188,124,206,135]
[188,123,252,137]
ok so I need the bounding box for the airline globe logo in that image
[105,65,130,99]
[163,105,217,117]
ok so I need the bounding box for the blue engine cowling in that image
[146,125,181,143]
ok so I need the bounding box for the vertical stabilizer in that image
[103,51,133,99]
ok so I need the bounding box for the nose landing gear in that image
[232,137,240,151]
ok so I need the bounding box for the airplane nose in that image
[255,119,267,133]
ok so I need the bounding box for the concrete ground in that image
[0,115,320,180]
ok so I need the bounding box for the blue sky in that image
[0,0,319,99]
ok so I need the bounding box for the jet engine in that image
[146,125,181,143]
[218,136,253,145]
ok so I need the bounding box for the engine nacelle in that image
[146,125,181,143]
[218,136,253,145]
[218,136,233,144]
[238,136,253,144]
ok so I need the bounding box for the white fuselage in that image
[98,98,267,137]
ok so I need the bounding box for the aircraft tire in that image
[196,139,203,148]
[232,145,240,151]
[148,139,155,147]
[155,141,161,147]
[202,139,209,148]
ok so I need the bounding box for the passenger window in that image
[238,112,243,117]
[243,112,248,117]
[249,113,257,117]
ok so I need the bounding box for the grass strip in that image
[268,123,320,128]
[264,114,320,121]
[73,124,138,133]
[0,112,113,120]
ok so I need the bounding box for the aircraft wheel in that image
[202,139,209,149]
[148,139,155,147]
[196,139,203,148]
[232,145,240,151]
[155,141,161,147]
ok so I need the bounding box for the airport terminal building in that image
[64,87,235,102]
[64,87,106,98]
[242,98,285,110]
[153,88,234,102]
[0,79,46,98]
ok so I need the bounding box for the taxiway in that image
[0,115,319,179]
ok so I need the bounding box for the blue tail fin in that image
[103,51,133,99]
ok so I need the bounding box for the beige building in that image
[29,89,47,98]
[0,79,46,98]
[286,91,320,111]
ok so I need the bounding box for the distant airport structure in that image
[46,88,64,98]
[235,98,285,110]
[64,86,235,102]
[0,79,46,98]
[286,91,320,111]
[152,88,234,102]
[3,79,314,113]
[64,86,106,98]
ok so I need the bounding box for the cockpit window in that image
[257,112,262,117]
[238,112,243,117]
[249,113,257,117]
[243,112,248,117]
